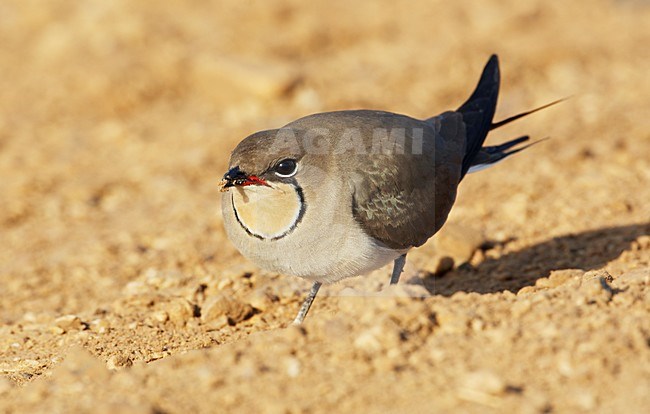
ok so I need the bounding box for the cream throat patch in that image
[231,182,305,240]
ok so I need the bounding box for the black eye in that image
[274,159,298,178]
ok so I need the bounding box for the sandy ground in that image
[1,0,649,412]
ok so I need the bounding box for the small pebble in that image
[166,298,195,326]
[106,355,133,370]
[151,310,169,323]
[217,278,234,291]
[203,315,229,331]
[577,276,613,305]
[457,371,510,408]
[247,288,277,311]
[202,295,253,325]
[537,269,584,288]
[49,326,65,335]
[285,357,301,378]
[90,318,110,334]
[459,370,507,396]
[354,328,383,353]
[55,315,84,331]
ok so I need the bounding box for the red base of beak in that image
[241,175,270,187]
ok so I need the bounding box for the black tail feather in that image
[490,98,567,130]
[483,135,530,154]
[468,136,550,174]
[457,56,563,177]
[458,55,501,178]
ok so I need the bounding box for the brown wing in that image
[350,112,466,250]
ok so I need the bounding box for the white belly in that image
[221,184,405,284]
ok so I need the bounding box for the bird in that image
[219,54,560,324]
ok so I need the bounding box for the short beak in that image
[219,166,270,192]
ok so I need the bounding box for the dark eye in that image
[274,159,298,178]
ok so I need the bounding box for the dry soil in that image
[1,0,649,413]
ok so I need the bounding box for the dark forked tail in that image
[458,55,565,177]
[457,54,501,179]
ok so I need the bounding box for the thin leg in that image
[292,282,322,324]
[389,254,407,285]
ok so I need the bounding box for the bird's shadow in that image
[419,222,650,296]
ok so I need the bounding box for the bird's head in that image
[220,129,321,240]
[220,129,311,192]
